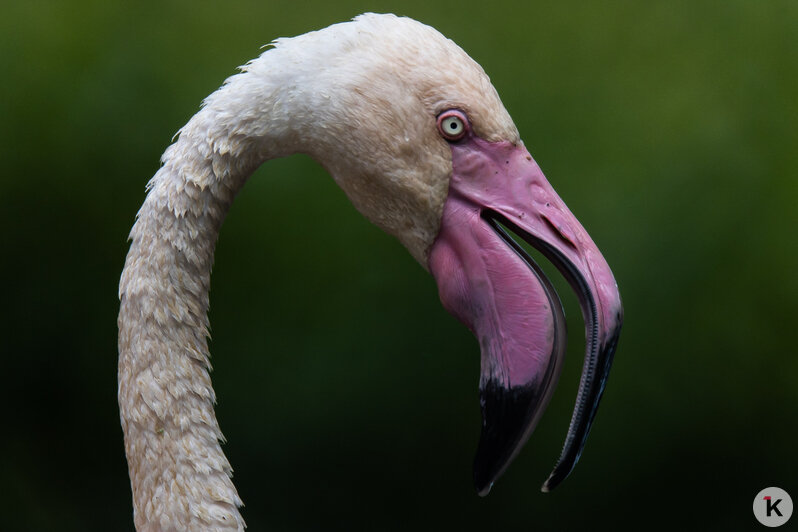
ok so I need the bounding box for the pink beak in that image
[429,136,622,495]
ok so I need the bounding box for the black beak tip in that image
[472,380,547,497]
[540,320,623,494]
[473,449,498,497]
[541,469,565,493]
[475,478,493,497]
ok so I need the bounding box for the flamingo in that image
[118,13,622,531]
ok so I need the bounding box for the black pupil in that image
[449,121,458,130]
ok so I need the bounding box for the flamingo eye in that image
[437,110,469,141]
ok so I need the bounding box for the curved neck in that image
[117,15,476,528]
[118,109,262,530]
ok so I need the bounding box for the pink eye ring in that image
[437,109,469,141]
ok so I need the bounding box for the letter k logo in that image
[764,496,783,517]
[754,487,792,527]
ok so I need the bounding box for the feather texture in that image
[119,13,517,531]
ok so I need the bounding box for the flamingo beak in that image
[428,137,623,495]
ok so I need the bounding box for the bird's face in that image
[278,14,622,493]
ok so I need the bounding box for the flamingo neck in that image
[118,105,262,530]
[117,13,519,530]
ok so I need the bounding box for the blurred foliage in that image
[1,1,796,530]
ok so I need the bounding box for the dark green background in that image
[2,1,796,530]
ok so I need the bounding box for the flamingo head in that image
[224,13,623,494]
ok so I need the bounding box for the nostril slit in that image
[542,215,577,249]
